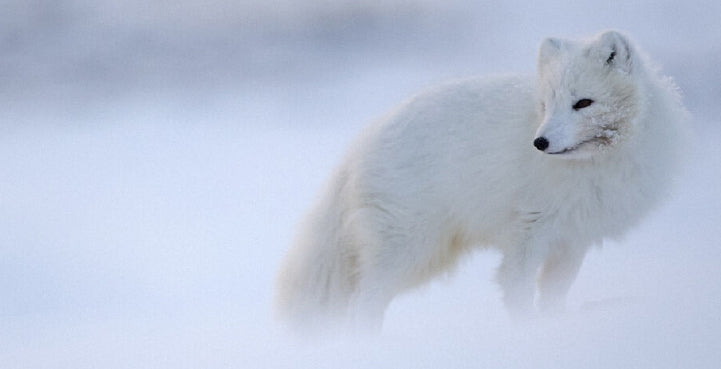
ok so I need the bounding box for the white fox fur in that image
[275,30,688,332]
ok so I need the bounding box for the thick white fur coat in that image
[275,30,688,331]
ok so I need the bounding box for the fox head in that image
[533,30,642,159]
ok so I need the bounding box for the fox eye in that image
[573,99,594,110]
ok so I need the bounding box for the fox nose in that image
[533,137,549,151]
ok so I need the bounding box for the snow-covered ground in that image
[2,1,720,368]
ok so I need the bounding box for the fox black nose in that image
[533,137,549,151]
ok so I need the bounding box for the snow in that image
[1,1,720,368]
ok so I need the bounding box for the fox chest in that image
[516,172,657,244]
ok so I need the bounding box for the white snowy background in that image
[2,1,720,368]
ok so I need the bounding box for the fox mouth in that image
[548,136,612,155]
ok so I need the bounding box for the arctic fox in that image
[275,30,687,331]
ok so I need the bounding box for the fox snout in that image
[532,115,587,156]
[533,136,550,151]
[533,117,569,154]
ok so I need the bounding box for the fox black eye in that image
[573,99,594,110]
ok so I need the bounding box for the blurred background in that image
[1,1,720,368]
[4,0,720,123]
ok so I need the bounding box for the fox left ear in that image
[594,30,633,74]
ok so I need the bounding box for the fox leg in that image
[348,275,395,333]
[496,241,547,317]
[536,244,588,313]
[344,210,417,332]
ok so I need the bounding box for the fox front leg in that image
[496,241,547,317]
[536,243,588,313]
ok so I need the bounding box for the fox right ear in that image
[538,38,562,66]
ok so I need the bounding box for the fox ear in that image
[594,30,633,74]
[538,37,563,67]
